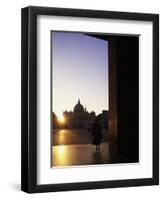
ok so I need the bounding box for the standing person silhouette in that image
[91,118,102,150]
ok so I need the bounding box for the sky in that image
[52,32,109,119]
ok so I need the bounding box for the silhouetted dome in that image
[74,99,84,113]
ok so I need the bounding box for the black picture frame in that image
[21,6,159,193]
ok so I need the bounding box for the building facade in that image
[52,99,109,129]
[63,99,96,129]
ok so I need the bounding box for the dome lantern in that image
[74,99,84,113]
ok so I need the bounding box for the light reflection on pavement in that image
[52,143,109,167]
[53,129,108,146]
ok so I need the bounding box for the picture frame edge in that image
[21,6,159,193]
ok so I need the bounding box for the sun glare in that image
[58,116,65,124]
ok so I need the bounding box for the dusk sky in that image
[52,32,109,119]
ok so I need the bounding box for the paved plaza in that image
[52,143,109,167]
[52,129,110,167]
[52,129,108,145]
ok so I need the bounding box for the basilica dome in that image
[74,99,84,113]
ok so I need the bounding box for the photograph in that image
[51,31,139,167]
[21,6,159,193]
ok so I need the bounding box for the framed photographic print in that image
[21,6,159,193]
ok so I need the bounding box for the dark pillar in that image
[116,37,139,162]
[108,39,118,161]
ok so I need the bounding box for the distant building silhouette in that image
[52,99,109,129]
[52,112,58,129]
[96,110,109,129]
[63,99,96,129]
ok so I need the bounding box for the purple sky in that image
[52,32,109,119]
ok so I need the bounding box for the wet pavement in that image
[52,128,108,145]
[52,129,109,167]
[52,142,109,167]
